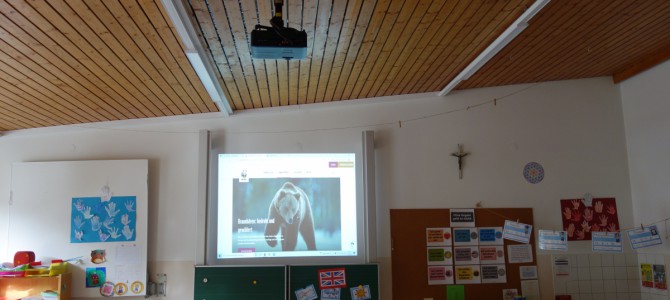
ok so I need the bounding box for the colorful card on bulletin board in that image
[450,209,475,227]
[479,245,505,264]
[350,285,371,300]
[452,228,479,246]
[455,265,481,284]
[592,231,623,252]
[427,227,452,246]
[321,288,341,300]
[478,227,504,245]
[71,196,137,243]
[503,220,532,243]
[480,264,507,284]
[295,284,318,300]
[427,247,454,265]
[428,266,454,285]
[446,285,465,300]
[318,268,347,289]
[453,246,480,265]
[538,230,568,251]
[560,198,619,241]
[627,225,663,249]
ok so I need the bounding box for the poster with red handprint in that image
[560,198,619,241]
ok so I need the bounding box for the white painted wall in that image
[621,59,670,252]
[0,77,632,300]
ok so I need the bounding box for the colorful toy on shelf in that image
[13,251,35,266]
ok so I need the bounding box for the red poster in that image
[560,198,619,241]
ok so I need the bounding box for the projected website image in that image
[231,178,342,256]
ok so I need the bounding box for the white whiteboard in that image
[9,160,148,298]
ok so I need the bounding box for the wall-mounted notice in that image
[553,256,570,277]
[507,244,533,263]
[427,247,453,265]
[520,280,540,300]
[426,227,452,246]
[480,264,507,283]
[538,230,568,251]
[452,228,479,246]
[427,266,454,285]
[592,231,623,252]
[627,225,663,249]
[453,246,480,265]
[520,266,538,279]
[450,209,475,227]
[479,245,505,264]
[503,220,532,243]
[478,227,504,245]
[455,265,481,284]
[642,264,654,288]
[654,264,667,290]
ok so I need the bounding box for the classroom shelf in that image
[0,273,71,300]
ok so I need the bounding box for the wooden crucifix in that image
[451,144,469,179]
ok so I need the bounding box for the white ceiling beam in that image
[161,0,233,115]
[438,0,550,96]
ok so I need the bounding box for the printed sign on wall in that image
[481,264,507,284]
[450,209,475,227]
[479,245,505,264]
[503,220,532,244]
[428,266,454,285]
[455,265,481,284]
[478,227,504,245]
[453,228,479,246]
[426,227,452,246]
[427,247,453,265]
[453,246,480,265]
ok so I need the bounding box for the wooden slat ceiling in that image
[0,0,669,131]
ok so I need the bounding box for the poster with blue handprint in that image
[71,196,137,243]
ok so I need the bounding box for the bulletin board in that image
[390,208,535,300]
[8,160,148,298]
[289,264,379,300]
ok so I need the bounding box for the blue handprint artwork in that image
[71,196,136,243]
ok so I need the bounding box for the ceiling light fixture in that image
[438,0,550,96]
[161,0,233,115]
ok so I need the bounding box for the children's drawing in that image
[350,285,372,300]
[86,267,106,288]
[294,284,318,300]
[71,196,137,243]
[560,198,619,241]
[90,249,106,264]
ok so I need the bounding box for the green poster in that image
[446,285,465,300]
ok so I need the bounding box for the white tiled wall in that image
[553,253,642,300]
[638,253,669,300]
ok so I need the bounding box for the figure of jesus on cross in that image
[451,144,469,179]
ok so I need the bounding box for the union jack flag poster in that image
[318,267,347,289]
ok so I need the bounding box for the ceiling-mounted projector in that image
[251,0,307,60]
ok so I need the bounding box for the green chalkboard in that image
[289,264,379,300]
[194,266,286,300]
